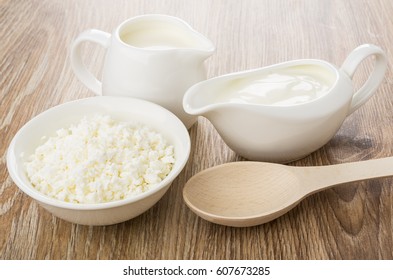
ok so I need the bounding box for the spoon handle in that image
[300,156,393,193]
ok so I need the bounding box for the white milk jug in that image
[71,14,215,128]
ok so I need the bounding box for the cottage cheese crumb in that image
[24,115,175,204]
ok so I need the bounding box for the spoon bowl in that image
[183,158,393,227]
[183,162,303,226]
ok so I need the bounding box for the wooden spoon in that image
[183,158,393,227]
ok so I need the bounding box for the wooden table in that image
[1,0,392,260]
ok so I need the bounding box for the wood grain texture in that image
[1,0,392,259]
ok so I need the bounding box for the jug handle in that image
[70,29,111,95]
[340,44,387,115]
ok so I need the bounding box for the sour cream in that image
[216,65,333,106]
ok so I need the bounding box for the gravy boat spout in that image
[183,44,387,162]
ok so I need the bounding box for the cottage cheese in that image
[24,115,175,204]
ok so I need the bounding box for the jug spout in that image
[178,41,214,66]
[178,26,215,62]
[169,15,215,55]
[188,31,215,56]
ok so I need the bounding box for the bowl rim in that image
[6,96,191,210]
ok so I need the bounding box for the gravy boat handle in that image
[340,44,387,115]
[70,29,111,95]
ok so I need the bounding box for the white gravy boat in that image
[183,44,387,162]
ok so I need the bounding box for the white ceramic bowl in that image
[7,96,190,225]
